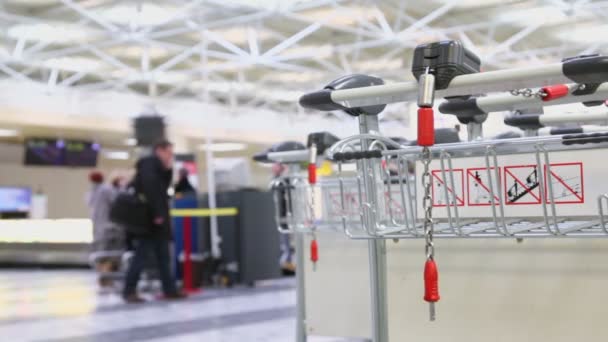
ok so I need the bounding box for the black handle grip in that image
[333,150,383,161]
[503,114,543,130]
[299,89,344,111]
[563,55,608,84]
[562,132,608,145]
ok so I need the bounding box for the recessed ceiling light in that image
[43,57,104,73]
[0,129,19,137]
[100,4,179,27]
[124,138,137,146]
[8,23,93,43]
[104,150,130,160]
[199,143,247,152]
[556,24,608,44]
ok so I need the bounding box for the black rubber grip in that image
[333,150,383,161]
[550,127,583,135]
[504,114,543,130]
[563,55,608,84]
[562,132,608,145]
[299,89,344,111]
[438,98,484,116]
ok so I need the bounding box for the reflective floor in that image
[0,270,356,342]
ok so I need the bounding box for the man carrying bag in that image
[119,140,186,303]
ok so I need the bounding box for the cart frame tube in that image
[359,114,389,342]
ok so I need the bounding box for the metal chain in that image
[510,88,547,98]
[421,147,434,260]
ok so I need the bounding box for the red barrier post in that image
[182,216,200,294]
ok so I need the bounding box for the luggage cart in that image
[298,40,608,342]
[439,83,608,140]
[257,133,356,342]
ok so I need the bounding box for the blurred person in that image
[273,163,295,275]
[111,175,126,190]
[87,171,123,288]
[174,168,195,196]
[123,140,186,303]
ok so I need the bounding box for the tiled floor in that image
[0,270,360,342]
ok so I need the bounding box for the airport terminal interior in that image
[2,0,608,341]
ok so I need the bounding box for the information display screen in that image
[24,138,99,167]
[64,140,99,167]
[0,187,32,213]
[24,138,64,166]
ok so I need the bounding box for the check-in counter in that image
[0,219,92,265]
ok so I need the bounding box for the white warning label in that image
[467,167,501,206]
[416,148,598,219]
[504,165,542,205]
[431,169,464,207]
[545,162,584,204]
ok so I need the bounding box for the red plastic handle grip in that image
[308,163,317,185]
[541,84,569,102]
[310,239,318,263]
[423,259,440,303]
[418,107,435,147]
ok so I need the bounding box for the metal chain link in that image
[421,147,434,260]
[510,88,547,98]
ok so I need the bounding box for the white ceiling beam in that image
[373,6,394,36]
[262,22,322,57]
[153,42,203,73]
[47,68,59,88]
[147,11,273,40]
[0,62,32,83]
[59,0,120,33]
[202,29,251,58]
[138,0,205,34]
[282,12,383,39]
[12,38,26,59]
[247,27,260,56]
[86,44,135,72]
[397,2,456,37]
[484,21,544,59]
[59,71,87,87]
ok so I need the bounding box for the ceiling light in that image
[43,57,104,73]
[104,150,130,160]
[124,138,137,146]
[207,27,274,45]
[264,71,325,83]
[5,0,58,5]
[256,89,301,102]
[437,0,519,9]
[108,45,170,60]
[199,143,247,152]
[8,23,93,43]
[495,6,571,26]
[0,129,19,137]
[300,6,376,26]
[100,4,178,27]
[556,24,608,44]
[154,71,190,84]
[352,59,403,72]
[278,44,334,59]
[220,0,316,10]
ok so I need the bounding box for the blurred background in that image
[0,0,607,341]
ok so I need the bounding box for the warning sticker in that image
[544,162,584,204]
[467,167,501,206]
[504,165,542,205]
[431,169,464,207]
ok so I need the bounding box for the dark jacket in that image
[134,155,173,240]
[174,177,195,195]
